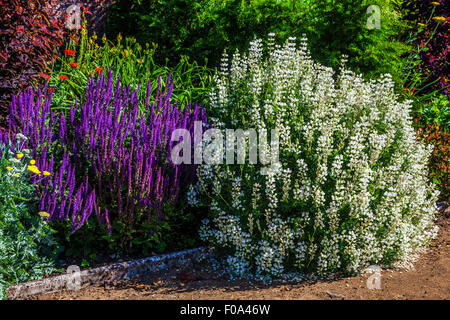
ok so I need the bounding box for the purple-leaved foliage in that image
[7,69,207,233]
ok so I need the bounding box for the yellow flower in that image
[418,23,425,26]
[102,34,107,42]
[38,211,50,218]
[433,16,446,22]
[30,160,36,165]
[117,33,123,42]
[43,171,51,176]
[12,174,20,178]
[27,165,41,174]
[16,153,24,159]
[6,166,13,171]
[432,2,440,5]
[92,33,98,40]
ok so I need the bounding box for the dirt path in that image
[29,215,450,300]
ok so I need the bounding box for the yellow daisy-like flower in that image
[16,153,24,159]
[38,211,50,218]
[92,33,98,41]
[43,171,51,176]
[432,2,440,5]
[433,16,446,22]
[27,165,41,174]
[30,160,36,165]
[6,166,13,171]
[12,174,20,178]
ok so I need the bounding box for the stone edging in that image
[6,247,211,300]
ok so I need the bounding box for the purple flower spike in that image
[6,70,207,233]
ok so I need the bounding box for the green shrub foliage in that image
[107,0,408,83]
[0,138,59,299]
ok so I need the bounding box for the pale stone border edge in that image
[6,247,211,300]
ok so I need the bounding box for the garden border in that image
[6,247,211,300]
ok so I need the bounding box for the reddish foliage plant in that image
[0,0,66,127]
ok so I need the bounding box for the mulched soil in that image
[27,209,450,300]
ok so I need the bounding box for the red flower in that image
[80,4,93,15]
[48,87,54,93]
[95,66,103,75]
[414,118,418,123]
[69,62,79,68]
[59,75,68,80]
[64,49,75,56]
[40,73,50,81]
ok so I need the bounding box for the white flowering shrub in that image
[194,35,439,277]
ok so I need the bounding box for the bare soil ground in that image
[28,214,450,300]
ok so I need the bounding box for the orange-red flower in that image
[59,75,68,80]
[48,87,54,93]
[95,66,102,75]
[41,73,51,81]
[69,62,79,68]
[64,49,75,56]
